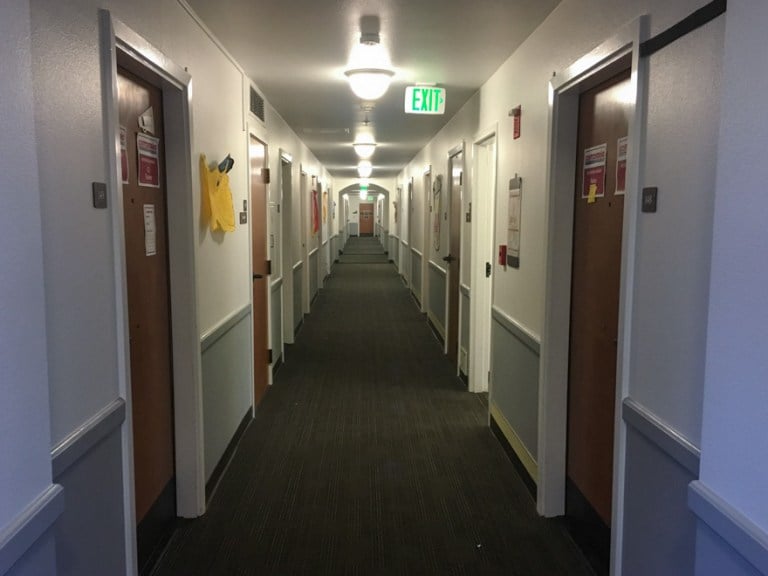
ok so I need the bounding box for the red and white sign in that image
[615,136,628,195]
[512,106,521,140]
[582,143,607,201]
[120,126,129,184]
[137,133,160,188]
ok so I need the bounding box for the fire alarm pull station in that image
[498,245,507,267]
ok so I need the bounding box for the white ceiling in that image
[186,0,561,179]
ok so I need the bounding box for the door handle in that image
[442,254,455,263]
[253,273,264,280]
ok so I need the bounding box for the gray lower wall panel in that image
[271,282,282,364]
[490,311,539,460]
[695,522,762,576]
[411,250,422,302]
[309,251,318,300]
[331,235,338,262]
[54,427,126,576]
[6,531,57,576]
[390,237,399,267]
[689,480,768,576]
[202,310,253,481]
[460,288,470,355]
[622,423,698,576]
[428,262,446,334]
[293,263,303,330]
[1,485,63,576]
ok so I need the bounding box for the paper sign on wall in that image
[137,133,160,188]
[143,204,157,256]
[507,176,522,268]
[582,143,607,203]
[615,136,628,195]
[120,126,129,184]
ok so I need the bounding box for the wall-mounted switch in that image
[240,212,247,224]
[92,182,107,209]
[642,187,658,213]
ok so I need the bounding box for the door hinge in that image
[488,370,491,384]
[266,260,272,275]
[261,168,271,184]
[267,348,273,364]
[459,171,463,186]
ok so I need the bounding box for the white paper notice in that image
[143,204,157,256]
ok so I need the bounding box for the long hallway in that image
[153,247,594,575]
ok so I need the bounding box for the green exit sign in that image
[405,86,446,115]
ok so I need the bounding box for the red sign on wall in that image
[512,106,522,140]
[137,133,160,188]
[582,143,607,202]
[616,136,628,195]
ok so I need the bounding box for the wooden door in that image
[446,152,463,365]
[250,135,269,406]
[359,203,374,236]
[117,68,176,573]
[566,69,630,552]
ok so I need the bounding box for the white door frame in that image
[538,16,649,576]
[100,11,205,575]
[299,169,310,314]
[421,167,432,313]
[279,151,294,345]
[469,126,498,394]
[446,142,465,361]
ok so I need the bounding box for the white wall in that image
[26,0,335,571]
[697,0,768,565]
[0,1,58,573]
[399,0,726,571]
[0,0,56,530]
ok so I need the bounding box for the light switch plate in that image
[240,212,247,224]
[642,187,658,213]
[92,182,107,209]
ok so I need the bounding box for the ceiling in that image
[186,0,561,179]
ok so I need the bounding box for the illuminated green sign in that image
[405,86,446,115]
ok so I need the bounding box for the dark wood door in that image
[359,203,374,236]
[567,70,630,541]
[447,152,463,365]
[250,135,269,406]
[117,68,176,573]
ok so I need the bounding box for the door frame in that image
[101,12,205,575]
[421,166,432,314]
[469,126,498,394]
[299,169,310,315]
[446,142,465,362]
[247,132,270,396]
[279,150,294,346]
[539,16,649,575]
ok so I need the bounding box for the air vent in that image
[249,87,265,122]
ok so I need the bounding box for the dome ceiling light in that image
[357,160,373,178]
[353,133,377,159]
[345,33,394,101]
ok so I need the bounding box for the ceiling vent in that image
[249,87,265,122]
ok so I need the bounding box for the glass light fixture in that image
[359,189,367,200]
[353,133,377,159]
[357,160,373,178]
[345,33,394,101]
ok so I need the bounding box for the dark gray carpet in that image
[152,254,594,576]
[338,236,389,264]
